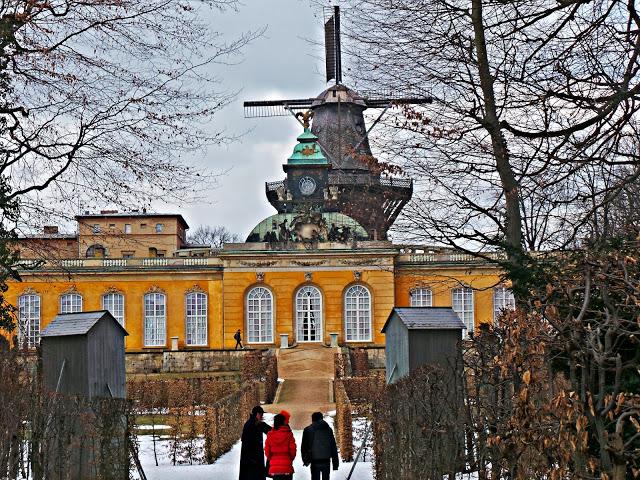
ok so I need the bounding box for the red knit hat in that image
[279,410,291,425]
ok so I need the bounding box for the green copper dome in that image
[246,212,368,243]
[287,128,328,165]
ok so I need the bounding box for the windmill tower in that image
[244,6,431,240]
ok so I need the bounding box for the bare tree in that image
[188,225,239,248]
[340,0,640,294]
[0,1,260,232]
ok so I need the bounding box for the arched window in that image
[493,286,515,321]
[185,292,208,346]
[144,292,166,346]
[410,287,432,307]
[452,287,474,334]
[102,292,125,326]
[86,244,106,258]
[296,286,322,342]
[18,294,40,348]
[60,293,82,313]
[344,285,372,342]
[246,287,273,343]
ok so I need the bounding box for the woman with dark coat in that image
[239,406,272,480]
[264,413,297,479]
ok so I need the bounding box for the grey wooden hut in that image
[40,310,128,399]
[382,307,465,384]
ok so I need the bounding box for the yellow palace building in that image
[6,85,514,352]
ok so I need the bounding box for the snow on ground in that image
[133,412,374,480]
[136,425,171,430]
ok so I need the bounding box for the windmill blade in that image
[359,89,433,107]
[243,98,315,118]
[324,6,342,84]
[364,97,433,108]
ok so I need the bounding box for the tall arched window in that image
[185,292,208,346]
[410,287,432,307]
[102,292,125,326]
[144,292,166,346]
[60,293,82,313]
[344,285,372,342]
[18,294,40,348]
[493,286,515,321]
[296,286,322,342]
[246,287,273,343]
[452,287,474,334]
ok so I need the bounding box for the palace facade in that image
[8,214,513,351]
[7,84,515,351]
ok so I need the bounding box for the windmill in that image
[243,6,432,241]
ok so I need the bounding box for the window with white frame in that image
[246,287,273,343]
[296,286,322,342]
[344,285,372,342]
[102,292,125,326]
[410,287,433,307]
[493,286,516,321]
[18,294,40,348]
[60,293,82,313]
[155,223,164,233]
[124,224,132,234]
[452,287,474,334]
[144,293,166,346]
[185,292,207,346]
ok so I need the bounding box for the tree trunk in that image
[471,0,525,294]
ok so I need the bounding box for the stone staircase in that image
[277,343,335,379]
[269,344,336,430]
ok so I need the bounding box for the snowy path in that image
[134,415,373,480]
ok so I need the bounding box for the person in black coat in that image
[239,405,272,480]
[234,329,244,350]
[301,412,339,480]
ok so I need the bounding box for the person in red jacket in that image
[264,413,297,479]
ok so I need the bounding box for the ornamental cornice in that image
[239,260,278,268]
[185,284,206,294]
[103,285,123,295]
[61,285,80,295]
[146,285,165,294]
[291,259,327,267]
[339,258,379,266]
[21,287,39,296]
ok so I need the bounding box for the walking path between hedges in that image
[266,344,336,429]
[134,344,376,479]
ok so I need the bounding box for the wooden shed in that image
[382,307,465,384]
[40,310,128,399]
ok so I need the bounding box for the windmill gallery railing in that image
[265,175,412,193]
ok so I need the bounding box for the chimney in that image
[100,209,118,214]
[43,226,59,235]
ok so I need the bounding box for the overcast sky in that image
[160,1,335,239]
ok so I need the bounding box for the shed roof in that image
[41,311,128,338]
[382,307,466,333]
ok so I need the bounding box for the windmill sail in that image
[324,6,342,84]
[242,6,433,239]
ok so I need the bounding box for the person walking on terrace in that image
[239,406,272,480]
[264,413,297,480]
[302,412,339,480]
[234,329,244,350]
